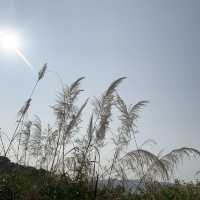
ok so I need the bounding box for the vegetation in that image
[0,64,200,199]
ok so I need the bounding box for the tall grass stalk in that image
[4,64,47,156]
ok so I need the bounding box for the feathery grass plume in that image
[69,77,84,101]
[160,147,200,176]
[53,77,84,122]
[29,63,48,98]
[73,114,97,181]
[87,115,94,142]
[95,77,126,142]
[16,98,31,155]
[29,116,43,167]
[18,98,32,116]
[63,98,89,142]
[121,149,169,180]
[20,120,32,164]
[38,63,47,81]
[115,95,133,146]
[107,96,149,185]
[61,98,89,174]
[3,74,200,197]
[5,98,32,157]
[5,64,47,156]
[141,139,157,149]
[106,96,149,185]
[135,147,200,192]
[130,101,149,118]
[51,78,85,172]
[42,127,58,170]
[114,97,149,145]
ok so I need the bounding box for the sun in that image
[0,30,33,70]
[0,31,20,50]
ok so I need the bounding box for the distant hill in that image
[0,156,48,176]
[0,156,170,192]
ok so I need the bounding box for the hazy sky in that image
[0,0,200,180]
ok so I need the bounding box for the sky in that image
[0,0,200,181]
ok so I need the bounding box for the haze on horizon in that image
[0,0,199,181]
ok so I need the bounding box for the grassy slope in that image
[0,157,200,200]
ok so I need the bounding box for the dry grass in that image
[0,66,200,194]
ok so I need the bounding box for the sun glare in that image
[0,30,33,70]
[0,31,20,50]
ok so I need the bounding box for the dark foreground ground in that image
[0,156,200,200]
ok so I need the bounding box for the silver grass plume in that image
[69,77,84,101]
[5,65,47,156]
[30,116,43,161]
[87,115,94,142]
[21,121,32,151]
[20,120,32,164]
[63,98,89,142]
[160,147,200,176]
[141,139,157,149]
[121,149,169,180]
[50,78,85,171]
[136,147,200,189]
[53,77,84,122]
[18,98,32,116]
[95,77,126,142]
[38,63,47,81]
[115,95,148,146]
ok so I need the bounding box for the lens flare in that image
[0,31,33,70]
